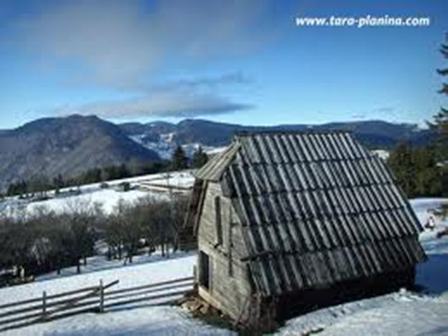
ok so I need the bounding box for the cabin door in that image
[199,251,210,289]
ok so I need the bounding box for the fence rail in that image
[0,276,194,332]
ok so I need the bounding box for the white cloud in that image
[17,0,272,90]
[55,87,252,119]
[157,72,252,91]
[13,1,269,119]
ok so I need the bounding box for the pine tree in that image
[53,174,65,194]
[82,168,102,184]
[171,146,188,170]
[117,163,130,179]
[413,148,442,196]
[191,146,208,168]
[429,37,448,160]
[431,34,448,196]
[388,142,416,197]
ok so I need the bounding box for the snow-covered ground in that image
[0,254,222,336]
[1,253,195,305]
[0,171,195,217]
[1,198,448,336]
[1,306,230,336]
[36,250,192,282]
[278,290,448,336]
[371,149,390,161]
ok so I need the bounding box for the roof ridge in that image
[233,129,352,138]
[194,142,239,181]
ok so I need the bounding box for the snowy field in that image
[1,197,448,335]
[35,249,189,282]
[0,253,196,306]
[0,171,195,217]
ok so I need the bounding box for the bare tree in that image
[60,199,100,273]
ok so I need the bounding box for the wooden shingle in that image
[190,131,425,297]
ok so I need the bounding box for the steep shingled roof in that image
[195,131,425,296]
[195,142,240,181]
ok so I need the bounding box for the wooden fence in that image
[138,182,193,194]
[0,276,194,332]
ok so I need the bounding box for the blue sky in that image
[0,0,447,129]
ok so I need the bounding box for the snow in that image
[0,253,196,304]
[3,306,231,336]
[278,292,448,336]
[410,198,448,225]
[413,198,448,295]
[36,250,191,282]
[371,149,390,160]
[128,132,225,160]
[0,171,195,217]
[27,189,150,215]
[1,198,448,335]
[0,253,233,336]
[181,143,224,159]
[129,135,174,160]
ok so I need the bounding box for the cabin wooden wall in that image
[197,181,252,320]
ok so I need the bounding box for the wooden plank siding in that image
[197,182,252,320]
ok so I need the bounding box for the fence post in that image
[42,291,47,320]
[99,280,104,313]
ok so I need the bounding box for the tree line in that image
[0,195,190,284]
[4,145,208,198]
[388,143,447,198]
[388,36,448,198]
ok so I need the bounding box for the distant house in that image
[183,131,425,327]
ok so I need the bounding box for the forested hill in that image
[0,115,435,192]
[120,118,435,149]
[0,115,160,191]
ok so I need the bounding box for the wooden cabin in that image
[183,131,426,327]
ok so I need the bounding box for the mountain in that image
[0,115,160,191]
[0,115,436,191]
[120,119,436,158]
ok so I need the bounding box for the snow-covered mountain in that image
[129,133,224,160]
[120,118,435,160]
[0,115,435,192]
